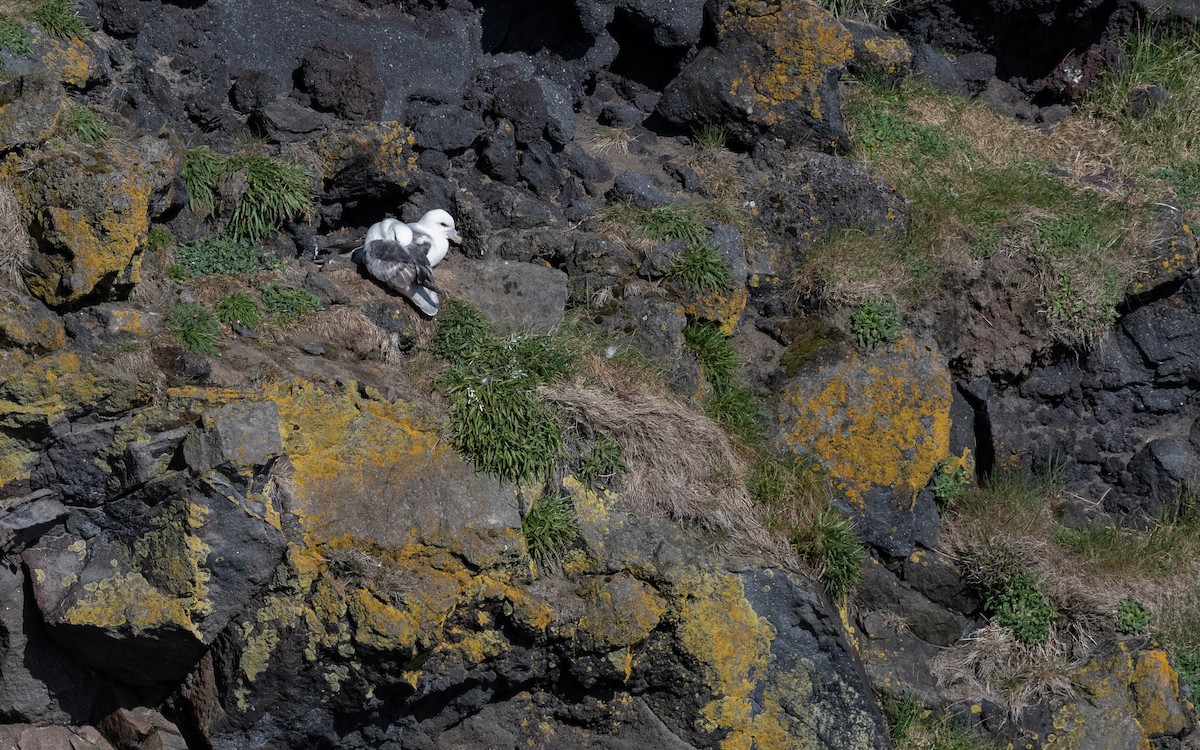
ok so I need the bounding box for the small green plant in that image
[1116,595,1151,635]
[578,436,628,486]
[215,292,263,329]
[521,492,578,567]
[172,236,281,277]
[793,509,868,600]
[985,570,1060,646]
[0,13,31,55]
[33,0,86,39]
[166,303,221,356]
[260,282,322,323]
[684,320,764,442]
[931,461,972,507]
[693,123,728,151]
[670,244,733,294]
[431,300,574,483]
[1176,650,1200,698]
[850,298,901,349]
[683,321,739,388]
[181,146,314,240]
[145,225,173,253]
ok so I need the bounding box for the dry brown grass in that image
[539,353,791,561]
[936,471,1200,719]
[288,305,413,364]
[585,127,635,157]
[0,184,31,288]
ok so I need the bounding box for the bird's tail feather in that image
[407,287,440,317]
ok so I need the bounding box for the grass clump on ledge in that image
[215,291,263,329]
[521,491,578,568]
[431,299,574,484]
[670,243,733,294]
[65,104,108,146]
[181,145,314,241]
[166,303,221,356]
[683,319,763,443]
[33,0,86,39]
[882,692,1004,750]
[260,282,322,323]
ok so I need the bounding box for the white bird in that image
[352,209,463,317]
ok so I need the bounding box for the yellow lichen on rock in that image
[724,0,852,124]
[776,336,952,500]
[65,572,201,638]
[40,36,94,88]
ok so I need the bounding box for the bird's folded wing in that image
[363,239,439,293]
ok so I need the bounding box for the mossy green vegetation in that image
[670,244,734,294]
[33,0,86,39]
[170,236,282,278]
[0,13,31,55]
[259,282,322,323]
[145,225,173,253]
[166,303,221,356]
[983,569,1060,646]
[806,77,1154,345]
[882,692,1003,750]
[181,146,315,241]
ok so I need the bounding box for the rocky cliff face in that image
[0,0,1198,748]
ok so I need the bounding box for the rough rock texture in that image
[656,0,853,149]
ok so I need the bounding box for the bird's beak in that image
[448,229,463,245]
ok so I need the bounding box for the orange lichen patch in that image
[681,285,749,334]
[348,588,422,653]
[854,37,912,77]
[671,572,774,732]
[776,336,952,500]
[40,36,94,88]
[1130,648,1192,737]
[724,0,852,124]
[567,576,667,651]
[102,309,153,336]
[1131,223,1198,294]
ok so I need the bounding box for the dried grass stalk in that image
[540,355,791,561]
[0,185,31,288]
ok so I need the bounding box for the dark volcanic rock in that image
[608,170,671,209]
[656,0,852,149]
[297,39,384,121]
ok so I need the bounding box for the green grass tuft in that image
[794,509,868,600]
[0,13,31,55]
[684,320,764,442]
[693,123,728,151]
[260,282,322,323]
[578,435,628,487]
[215,292,263,329]
[637,204,708,245]
[521,492,578,568]
[882,692,1004,750]
[172,236,282,277]
[431,300,575,483]
[33,0,86,39]
[181,146,314,240]
[670,244,733,294]
[65,104,108,146]
[166,303,221,356]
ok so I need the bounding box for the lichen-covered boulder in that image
[315,121,418,203]
[1021,641,1195,748]
[437,258,569,336]
[656,0,853,149]
[0,74,65,150]
[772,336,954,555]
[0,288,66,353]
[19,134,182,307]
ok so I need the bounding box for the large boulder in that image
[656,0,853,149]
[19,134,182,307]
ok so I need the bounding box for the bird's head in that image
[420,209,463,245]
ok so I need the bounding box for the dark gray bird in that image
[353,237,443,317]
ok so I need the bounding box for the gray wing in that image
[407,230,435,259]
[361,238,442,295]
